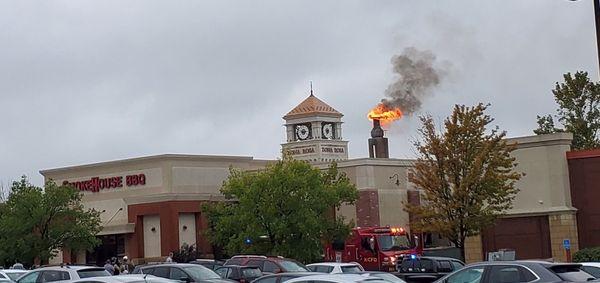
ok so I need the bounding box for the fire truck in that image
[324,226,422,272]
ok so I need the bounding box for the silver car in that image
[17,266,110,283]
[72,274,176,283]
[0,270,28,282]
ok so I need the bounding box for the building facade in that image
[40,93,590,264]
[41,155,270,264]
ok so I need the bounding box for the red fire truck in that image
[324,226,422,272]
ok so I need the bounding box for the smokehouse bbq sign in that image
[63,174,146,193]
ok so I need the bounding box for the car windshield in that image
[341,265,363,273]
[368,273,405,283]
[77,269,111,278]
[550,265,596,282]
[377,235,413,251]
[279,261,309,272]
[242,268,263,278]
[6,273,26,281]
[183,266,221,280]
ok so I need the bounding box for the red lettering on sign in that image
[63,174,146,193]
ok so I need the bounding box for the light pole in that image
[572,0,600,77]
[594,0,600,76]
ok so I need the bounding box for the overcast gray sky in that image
[0,0,597,186]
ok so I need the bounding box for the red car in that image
[223,256,309,273]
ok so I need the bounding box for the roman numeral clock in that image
[282,93,348,163]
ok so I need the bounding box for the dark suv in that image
[223,256,308,273]
[397,256,465,283]
[132,263,234,283]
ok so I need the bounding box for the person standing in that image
[122,256,133,274]
[165,252,173,263]
[104,259,115,275]
[112,257,121,276]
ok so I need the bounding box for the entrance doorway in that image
[87,234,125,265]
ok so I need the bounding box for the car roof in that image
[285,274,377,282]
[73,275,170,283]
[404,256,463,261]
[221,265,261,269]
[581,262,600,268]
[36,265,105,271]
[307,262,361,267]
[467,260,582,268]
[138,263,199,268]
[0,270,27,273]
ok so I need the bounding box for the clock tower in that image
[282,92,348,163]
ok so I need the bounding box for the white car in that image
[16,266,110,283]
[285,274,387,283]
[306,262,364,274]
[72,274,176,283]
[0,270,27,282]
[579,262,600,278]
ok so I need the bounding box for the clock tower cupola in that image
[282,91,348,163]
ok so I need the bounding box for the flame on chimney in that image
[367,103,403,126]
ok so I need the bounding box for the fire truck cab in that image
[324,226,422,272]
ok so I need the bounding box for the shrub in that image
[172,243,202,263]
[573,247,600,262]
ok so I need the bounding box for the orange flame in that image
[367,103,403,125]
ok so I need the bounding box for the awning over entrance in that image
[98,223,135,236]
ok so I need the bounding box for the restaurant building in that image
[42,94,590,264]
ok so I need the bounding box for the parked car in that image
[284,274,388,283]
[189,260,224,271]
[306,263,364,274]
[16,265,110,283]
[132,263,234,283]
[215,266,262,283]
[580,262,600,279]
[250,272,322,283]
[352,272,406,283]
[433,261,596,283]
[396,256,464,282]
[72,274,176,283]
[0,270,28,282]
[224,256,308,273]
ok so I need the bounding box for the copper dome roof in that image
[283,94,342,119]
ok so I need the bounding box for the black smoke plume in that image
[381,47,444,115]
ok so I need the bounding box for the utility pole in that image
[594,0,600,77]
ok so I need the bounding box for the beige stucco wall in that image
[40,154,272,234]
[331,159,415,229]
[507,133,575,216]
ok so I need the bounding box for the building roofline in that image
[313,158,415,168]
[506,132,573,149]
[566,148,600,160]
[40,154,273,176]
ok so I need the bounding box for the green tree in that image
[534,71,600,150]
[203,159,358,263]
[0,177,101,266]
[405,104,522,260]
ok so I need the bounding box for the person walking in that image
[104,259,115,275]
[122,256,133,274]
[112,257,121,275]
[165,252,173,263]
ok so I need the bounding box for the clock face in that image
[322,123,334,139]
[295,124,311,140]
